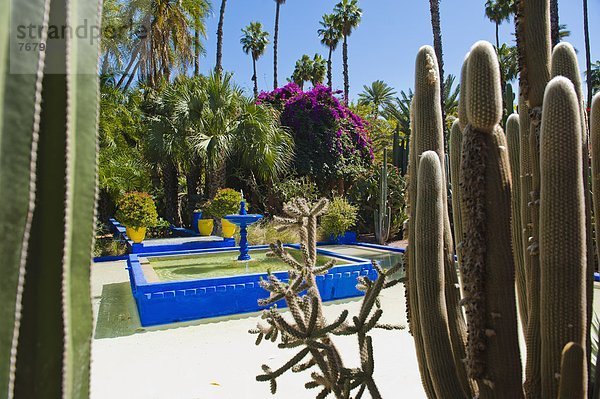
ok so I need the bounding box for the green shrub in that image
[206,188,246,219]
[115,191,158,228]
[147,218,172,238]
[273,176,320,203]
[320,197,358,237]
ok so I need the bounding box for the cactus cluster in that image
[0,0,100,397]
[405,0,599,397]
[250,198,403,399]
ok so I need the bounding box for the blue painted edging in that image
[107,217,236,255]
[128,237,235,255]
[128,246,377,326]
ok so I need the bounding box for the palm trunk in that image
[208,158,226,199]
[584,0,592,118]
[117,41,141,89]
[163,160,181,226]
[273,2,281,89]
[216,0,227,77]
[342,35,349,105]
[194,22,200,76]
[327,46,333,88]
[252,56,258,98]
[123,59,140,91]
[495,22,500,50]
[429,0,447,145]
[550,0,560,48]
[186,158,202,227]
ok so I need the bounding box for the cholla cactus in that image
[250,197,403,399]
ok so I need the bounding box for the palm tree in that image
[429,0,447,139]
[358,80,396,120]
[443,74,460,129]
[291,55,314,90]
[497,43,519,84]
[182,0,211,76]
[317,13,341,89]
[115,0,199,89]
[311,54,327,87]
[383,89,413,138]
[186,72,292,197]
[216,0,228,76]
[484,0,514,50]
[273,0,287,88]
[241,22,270,97]
[233,98,294,182]
[333,0,362,105]
[142,83,196,225]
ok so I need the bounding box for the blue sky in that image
[198,0,599,101]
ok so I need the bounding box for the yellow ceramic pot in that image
[198,219,214,236]
[126,226,147,243]
[221,218,236,238]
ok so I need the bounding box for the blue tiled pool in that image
[127,244,404,326]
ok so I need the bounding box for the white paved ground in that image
[90,260,426,399]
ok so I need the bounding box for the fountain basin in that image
[223,214,263,226]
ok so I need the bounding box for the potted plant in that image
[197,204,214,236]
[206,188,246,238]
[115,192,158,243]
[321,197,358,244]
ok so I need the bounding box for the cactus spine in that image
[374,148,391,245]
[460,41,523,398]
[506,113,528,332]
[0,0,100,397]
[539,77,587,398]
[415,151,467,398]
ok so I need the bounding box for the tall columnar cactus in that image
[506,113,528,332]
[374,148,391,245]
[460,40,523,398]
[415,151,468,398]
[539,76,587,398]
[408,45,471,397]
[0,0,100,397]
[449,120,464,269]
[551,43,594,372]
[516,1,552,396]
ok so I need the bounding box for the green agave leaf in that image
[0,0,48,396]
[2,0,99,397]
